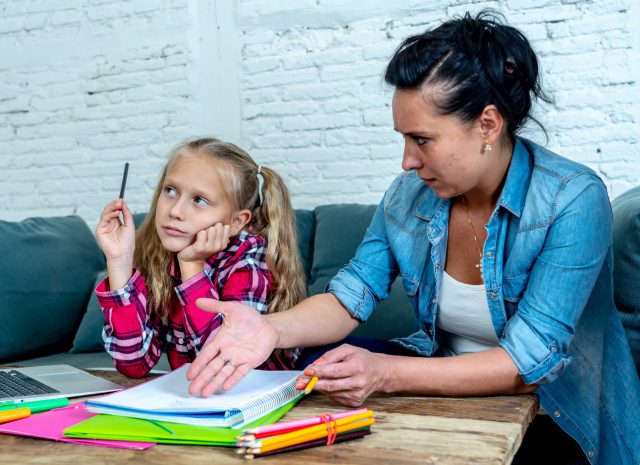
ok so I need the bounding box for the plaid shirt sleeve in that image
[173,270,224,353]
[95,270,163,378]
[174,233,295,369]
[173,235,271,354]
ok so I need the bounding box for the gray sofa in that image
[2,191,639,374]
[1,205,418,371]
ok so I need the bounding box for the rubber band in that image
[320,415,337,446]
[256,166,264,206]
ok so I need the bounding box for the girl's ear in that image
[229,209,252,236]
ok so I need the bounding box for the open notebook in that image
[84,364,304,428]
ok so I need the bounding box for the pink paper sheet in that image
[0,403,154,450]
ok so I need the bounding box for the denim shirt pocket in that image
[502,272,530,319]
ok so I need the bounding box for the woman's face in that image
[392,87,491,199]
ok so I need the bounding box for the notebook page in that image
[86,364,302,414]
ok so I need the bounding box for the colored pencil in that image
[0,397,69,413]
[304,376,319,394]
[237,428,371,455]
[240,407,370,440]
[239,411,373,447]
[118,162,129,199]
[243,429,372,459]
[0,407,30,424]
[245,417,375,453]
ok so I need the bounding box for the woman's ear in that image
[229,209,252,236]
[479,104,505,146]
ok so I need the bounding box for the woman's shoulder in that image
[518,138,610,221]
[381,171,442,235]
[384,171,435,210]
[521,138,602,187]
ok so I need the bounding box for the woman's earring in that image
[483,141,492,153]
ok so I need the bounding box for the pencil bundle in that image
[235,408,375,459]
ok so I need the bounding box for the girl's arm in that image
[178,234,271,355]
[95,199,136,289]
[96,271,163,378]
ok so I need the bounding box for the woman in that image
[186,12,640,465]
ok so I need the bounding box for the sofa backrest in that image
[135,207,417,340]
[612,186,640,373]
[302,204,417,339]
[0,216,105,363]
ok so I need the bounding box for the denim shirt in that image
[328,137,640,465]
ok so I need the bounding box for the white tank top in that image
[436,271,499,356]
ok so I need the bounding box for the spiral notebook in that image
[84,364,304,428]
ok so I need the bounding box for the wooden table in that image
[0,370,538,465]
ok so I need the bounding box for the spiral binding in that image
[234,378,302,426]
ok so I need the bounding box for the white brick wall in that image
[0,0,638,225]
[238,0,640,207]
[0,0,240,224]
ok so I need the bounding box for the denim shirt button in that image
[486,251,493,259]
[429,227,435,234]
[554,410,561,418]
[432,298,437,304]
[588,450,595,458]
[489,293,496,299]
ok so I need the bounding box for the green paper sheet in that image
[64,398,301,446]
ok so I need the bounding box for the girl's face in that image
[155,153,240,253]
[392,88,493,199]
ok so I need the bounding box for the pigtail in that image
[251,167,307,313]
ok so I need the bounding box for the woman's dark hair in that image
[384,10,550,139]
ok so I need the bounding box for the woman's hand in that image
[96,199,135,266]
[177,224,231,280]
[187,299,279,397]
[296,344,390,407]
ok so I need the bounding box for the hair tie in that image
[504,56,516,77]
[256,165,264,206]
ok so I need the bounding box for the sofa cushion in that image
[0,216,105,362]
[308,204,417,340]
[294,209,315,280]
[612,186,640,373]
[70,271,108,353]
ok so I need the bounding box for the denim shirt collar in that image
[497,137,532,218]
[414,136,532,225]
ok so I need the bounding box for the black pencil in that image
[118,162,129,199]
[243,428,371,459]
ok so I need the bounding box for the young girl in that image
[95,138,306,378]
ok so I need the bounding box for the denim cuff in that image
[500,313,572,385]
[326,269,376,323]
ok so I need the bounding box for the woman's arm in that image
[301,344,536,406]
[268,293,361,348]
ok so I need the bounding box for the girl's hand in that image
[96,199,135,264]
[295,344,389,407]
[177,223,231,264]
[187,299,279,397]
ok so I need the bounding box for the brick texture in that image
[0,0,638,225]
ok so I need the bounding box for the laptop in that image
[0,365,124,404]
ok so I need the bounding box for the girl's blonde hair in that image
[135,138,307,320]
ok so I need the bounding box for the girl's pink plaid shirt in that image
[96,231,295,378]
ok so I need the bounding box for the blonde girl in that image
[95,138,306,378]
